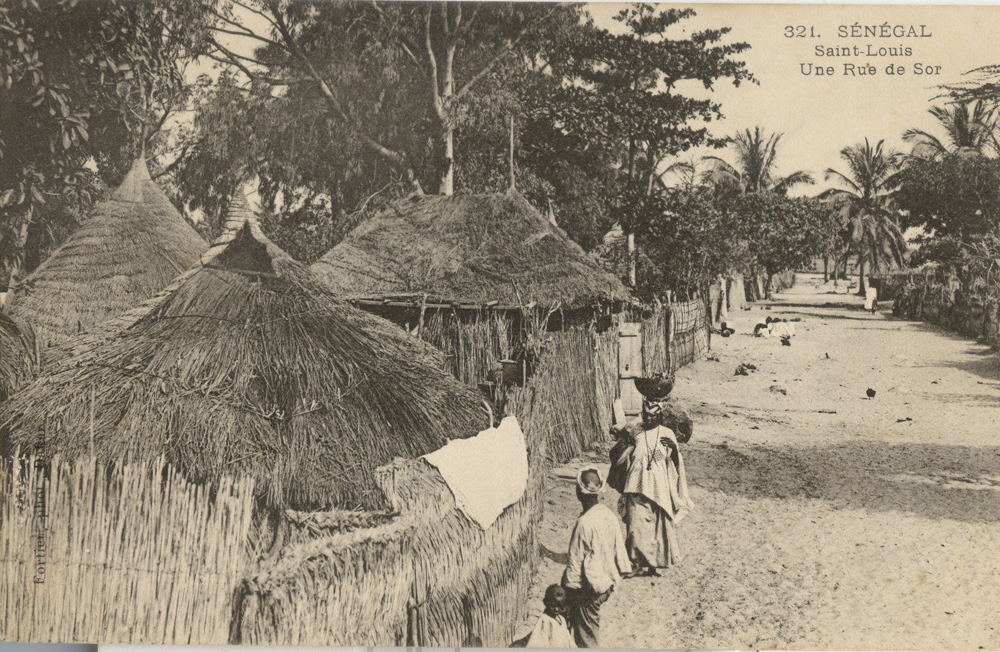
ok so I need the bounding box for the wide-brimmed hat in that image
[576,466,606,494]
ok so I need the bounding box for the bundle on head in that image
[0,197,487,512]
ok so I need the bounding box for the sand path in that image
[517,273,1000,650]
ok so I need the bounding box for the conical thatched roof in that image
[1,194,488,511]
[310,191,629,309]
[5,159,207,351]
[0,312,35,402]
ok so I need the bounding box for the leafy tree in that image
[0,0,209,286]
[632,188,739,301]
[822,138,907,294]
[895,153,1000,238]
[902,101,998,160]
[198,0,582,197]
[545,4,754,283]
[728,192,838,293]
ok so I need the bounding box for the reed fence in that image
[669,298,710,369]
[235,425,545,647]
[516,328,605,463]
[0,454,255,644]
[876,269,1000,347]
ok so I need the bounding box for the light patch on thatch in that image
[310,191,629,309]
[0,312,35,402]
[1,195,489,511]
[5,159,207,354]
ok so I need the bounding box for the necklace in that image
[644,428,658,471]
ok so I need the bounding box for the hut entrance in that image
[618,322,643,418]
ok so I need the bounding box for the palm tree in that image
[902,101,999,159]
[822,138,907,295]
[703,127,816,195]
[698,127,819,302]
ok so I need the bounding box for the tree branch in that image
[265,1,423,193]
[453,5,560,102]
[426,5,444,120]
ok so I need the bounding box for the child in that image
[526,584,576,648]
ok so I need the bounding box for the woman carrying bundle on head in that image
[607,377,695,576]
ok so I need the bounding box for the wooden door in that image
[618,322,643,418]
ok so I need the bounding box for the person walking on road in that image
[561,467,631,648]
[611,391,695,576]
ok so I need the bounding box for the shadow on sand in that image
[685,440,1000,524]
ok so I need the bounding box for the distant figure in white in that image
[865,286,878,314]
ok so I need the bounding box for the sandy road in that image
[517,274,1000,650]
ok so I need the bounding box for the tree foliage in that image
[702,127,815,196]
[0,0,209,285]
[822,138,907,291]
[896,153,1000,239]
[548,5,754,233]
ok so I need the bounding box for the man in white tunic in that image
[561,467,631,648]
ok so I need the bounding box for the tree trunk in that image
[727,273,746,311]
[858,248,867,296]
[823,256,829,283]
[438,126,454,195]
[627,232,636,287]
[717,274,729,324]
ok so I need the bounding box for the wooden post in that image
[416,294,428,338]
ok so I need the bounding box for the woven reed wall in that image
[641,306,670,375]
[515,328,605,463]
[235,429,546,647]
[670,298,710,369]
[0,455,255,644]
[419,310,516,385]
[593,327,618,435]
[879,270,1000,347]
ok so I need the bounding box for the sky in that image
[584,3,1000,195]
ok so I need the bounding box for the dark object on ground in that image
[780,336,791,347]
[634,375,673,399]
[717,321,735,337]
[720,330,731,337]
[734,362,757,376]
[866,388,876,399]
[896,417,913,423]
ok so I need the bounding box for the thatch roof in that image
[0,312,35,402]
[5,159,207,351]
[1,194,488,511]
[310,191,629,309]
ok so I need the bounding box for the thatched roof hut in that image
[4,159,207,352]
[310,191,628,309]
[0,312,35,402]
[2,194,488,511]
